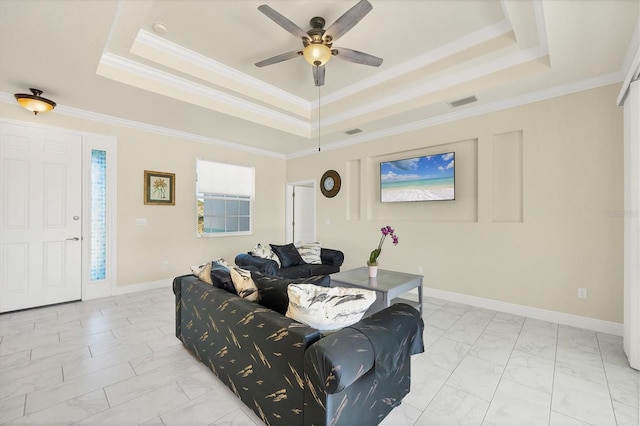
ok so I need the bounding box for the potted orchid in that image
[367,226,398,277]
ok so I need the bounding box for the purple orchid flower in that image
[368,225,399,265]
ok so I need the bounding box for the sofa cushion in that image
[286,284,376,332]
[250,243,281,267]
[252,272,330,314]
[277,264,340,279]
[295,241,322,264]
[270,243,305,268]
[190,263,213,285]
[229,267,259,302]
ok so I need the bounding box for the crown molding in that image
[316,0,551,128]
[318,45,549,129]
[98,52,311,137]
[617,17,640,106]
[1,70,622,162]
[0,92,285,159]
[134,30,311,114]
[289,71,623,159]
[322,19,515,107]
[532,0,549,53]
[132,19,516,115]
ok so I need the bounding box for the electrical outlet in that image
[417,266,423,275]
[577,288,587,299]
[162,261,169,269]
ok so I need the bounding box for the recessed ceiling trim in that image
[133,30,311,117]
[97,52,311,137]
[320,19,515,106]
[320,46,549,128]
[532,0,549,53]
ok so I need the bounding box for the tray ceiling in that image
[0,0,637,157]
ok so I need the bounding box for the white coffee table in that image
[330,267,423,316]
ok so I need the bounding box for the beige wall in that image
[287,84,624,323]
[0,103,287,288]
[0,83,624,322]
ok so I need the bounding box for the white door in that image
[286,183,316,243]
[1,123,82,312]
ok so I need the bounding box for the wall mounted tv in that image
[380,152,455,202]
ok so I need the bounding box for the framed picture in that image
[144,170,175,205]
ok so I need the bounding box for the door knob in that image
[66,237,80,241]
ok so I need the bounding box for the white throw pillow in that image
[229,267,259,302]
[286,284,376,331]
[250,243,281,267]
[190,263,213,285]
[295,241,322,264]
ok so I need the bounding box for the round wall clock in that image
[320,170,341,198]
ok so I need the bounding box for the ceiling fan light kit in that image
[14,88,56,115]
[303,43,332,66]
[256,0,382,86]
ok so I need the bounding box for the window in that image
[196,159,254,236]
[90,149,107,280]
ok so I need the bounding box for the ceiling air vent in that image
[448,95,478,109]
[345,128,363,135]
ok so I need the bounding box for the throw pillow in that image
[229,267,259,302]
[286,284,376,332]
[190,263,213,285]
[250,243,281,267]
[270,243,304,268]
[252,272,330,314]
[295,241,322,264]
[210,258,235,294]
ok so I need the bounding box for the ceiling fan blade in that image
[256,50,302,67]
[258,5,310,41]
[323,0,372,43]
[312,65,325,87]
[332,47,383,67]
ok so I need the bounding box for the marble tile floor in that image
[0,288,638,426]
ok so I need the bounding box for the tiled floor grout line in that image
[479,315,525,426]
[416,306,500,425]
[596,332,621,426]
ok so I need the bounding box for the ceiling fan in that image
[255,0,383,87]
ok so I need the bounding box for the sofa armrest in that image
[320,248,344,267]
[304,326,375,395]
[235,253,280,275]
[173,274,198,340]
[304,303,423,395]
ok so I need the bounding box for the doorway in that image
[285,181,316,244]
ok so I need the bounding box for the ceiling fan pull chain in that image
[318,83,321,152]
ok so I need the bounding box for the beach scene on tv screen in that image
[381,152,455,202]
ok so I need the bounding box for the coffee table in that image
[330,267,423,316]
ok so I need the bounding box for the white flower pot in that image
[368,265,378,278]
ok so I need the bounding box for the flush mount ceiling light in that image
[14,88,56,115]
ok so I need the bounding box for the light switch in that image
[136,218,147,226]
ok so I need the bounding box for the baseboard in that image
[111,279,623,336]
[423,287,624,336]
[115,279,172,295]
